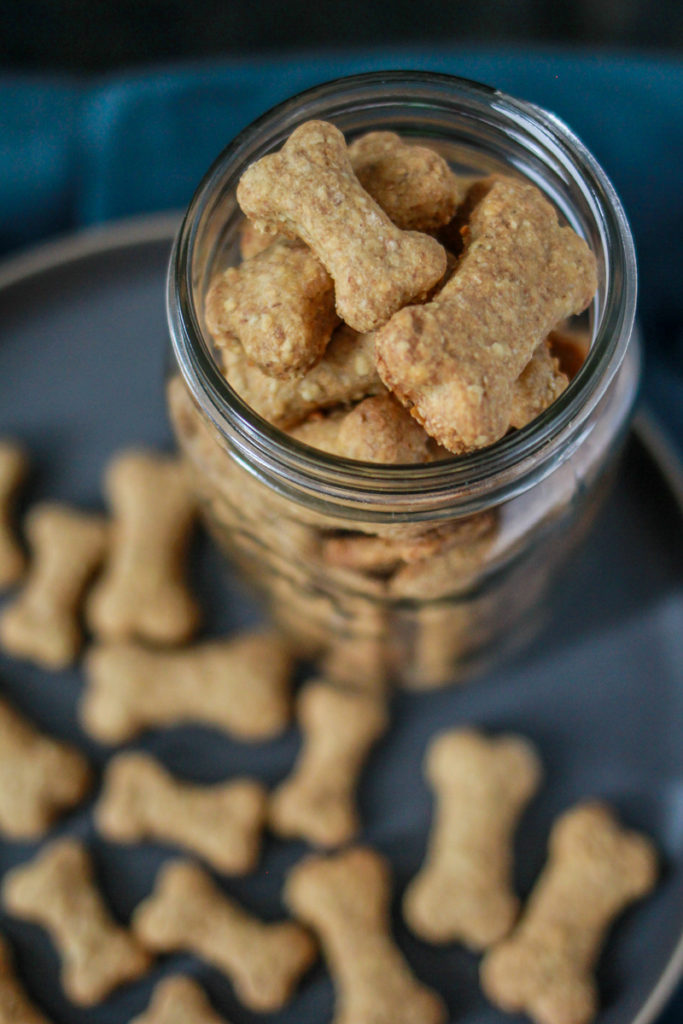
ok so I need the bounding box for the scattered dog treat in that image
[86,449,199,645]
[239,218,277,260]
[205,238,339,378]
[348,130,466,232]
[269,679,388,847]
[133,859,316,1013]
[0,441,28,590]
[480,801,658,1024]
[237,120,447,332]
[374,175,597,451]
[219,322,382,428]
[0,933,50,1024]
[0,502,107,668]
[80,628,293,744]
[2,839,151,1006]
[0,696,91,839]
[509,340,569,430]
[131,976,230,1024]
[96,751,267,874]
[285,846,447,1024]
[403,728,542,949]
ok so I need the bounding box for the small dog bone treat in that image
[480,801,658,1024]
[290,392,446,463]
[237,120,447,332]
[96,751,267,874]
[239,218,278,259]
[86,449,199,645]
[269,679,388,847]
[2,839,151,1006]
[205,238,339,378]
[0,503,107,668]
[81,628,293,744]
[0,697,91,839]
[286,846,447,1024]
[133,859,316,1012]
[403,728,542,949]
[374,175,598,451]
[0,933,50,1024]
[221,322,382,427]
[348,130,466,231]
[131,976,231,1024]
[389,526,498,599]
[509,339,569,430]
[0,441,28,589]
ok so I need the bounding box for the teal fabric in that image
[0,47,682,1023]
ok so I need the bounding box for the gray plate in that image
[0,215,681,1024]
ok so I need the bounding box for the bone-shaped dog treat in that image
[239,218,278,259]
[480,801,658,1024]
[509,339,569,430]
[0,503,107,668]
[0,934,50,1024]
[132,976,231,1024]
[374,175,597,451]
[221,322,382,427]
[86,449,199,644]
[289,392,446,463]
[403,728,542,949]
[0,441,28,590]
[285,846,447,1024]
[0,696,91,838]
[2,839,151,1006]
[237,120,447,332]
[205,239,339,378]
[348,130,466,232]
[133,859,316,1012]
[96,751,267,873]
[80,628,293,744]
[269,680,388,847]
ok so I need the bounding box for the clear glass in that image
[166,71,639,690]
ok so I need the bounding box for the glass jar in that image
[166,71,638,691]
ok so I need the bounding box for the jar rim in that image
[168,69,637,521]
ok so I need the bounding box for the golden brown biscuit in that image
[131,976,230,1024]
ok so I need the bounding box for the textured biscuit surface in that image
[480,801,658,1024]
[0,696,91,839]
[2,839,151,1006]
[374,175,597,451]
[285,846,447,1024]
[80,628,293,744]
[0,441,28,589]
[131,976,231,1024]
[237,120,447,332]
[133,859,316,1012]
[205,238,338,378]
[269,679,388,847]
[0,502,107,668]
[403,728,542,949]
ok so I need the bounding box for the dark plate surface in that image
[0,216,681,1024]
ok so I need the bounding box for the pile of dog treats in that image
[0,437,659,1024]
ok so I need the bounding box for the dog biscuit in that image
[221,322,382,427]
[0,441,28,589]
[132,976,230,1024]
[286,846,447,1024]
[0,934,50,1024]
[374,175,597,451]
[0,503,107,668]
[80,628,293,744]
[205,238,338,378]
[2,839,151,1006]
[133,859,316,1012]
[237,120,447,332]
[239,218,278,259]
[96,751,267,874]
[403,728,542,949]
[87,449,199,645]
[480,801,658,1024]
[0,696,91,839]
[348,130,466,231]
[509,339,569,430]
[270,679,388,847]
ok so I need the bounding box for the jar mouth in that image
[168,70,637,521]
